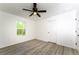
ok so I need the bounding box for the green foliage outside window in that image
[16,21,25,35]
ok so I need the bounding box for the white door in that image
[48,10,76,48]
[47,19,58,43]
[56,10,76,48]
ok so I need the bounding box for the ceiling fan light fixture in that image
[34,12,37,15]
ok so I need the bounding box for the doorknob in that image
[48,32,50,34]
[77,35,79,36]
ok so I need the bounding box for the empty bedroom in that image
[0,3,79,55]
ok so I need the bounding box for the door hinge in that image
[75,18,77,20]
[75,43,77,45]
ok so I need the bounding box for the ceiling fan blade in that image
[37,13,41,17]
[22,8,32,12]
[38,10,46,12]
[33,3,37,8]
[29,13,34,16]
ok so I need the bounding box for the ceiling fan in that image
[22,3,47,17]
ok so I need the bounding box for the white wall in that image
[35,10,76,48]
[0,11,35,48]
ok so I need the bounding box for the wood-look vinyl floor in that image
[0,39,79,55]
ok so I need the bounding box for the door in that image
[56,10,76,48]
[48,10,76,48]
[47,19,58,43]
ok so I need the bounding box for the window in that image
[16,21,25,35]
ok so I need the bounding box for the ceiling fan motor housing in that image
[22,3,47,17]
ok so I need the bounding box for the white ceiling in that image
[0,3,77,20]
